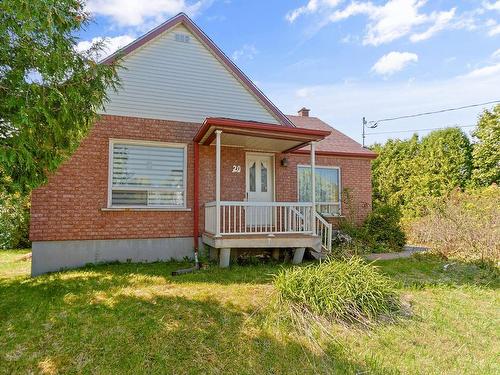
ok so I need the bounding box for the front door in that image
[246,153,274,229]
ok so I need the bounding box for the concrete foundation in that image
[219,248,231,268]
[31,237,195,276]
[292,247,305,264]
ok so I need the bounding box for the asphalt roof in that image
[287,115,377,158]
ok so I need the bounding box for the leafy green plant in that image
[1,0,120,193]
[0,191,30,249]
[364,204,406,252]
[471,104,500,187]
[274,257,401,324]
[333,204,406,254]
[371,128,473,219]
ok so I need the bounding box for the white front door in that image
[246,153,274,229]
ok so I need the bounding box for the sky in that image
[78,0,500,145]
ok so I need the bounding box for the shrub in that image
[409,186,499,262]
[274,257,401,324]
[0,191,31,249]
[334,204,406,254]
[364,204,406,252]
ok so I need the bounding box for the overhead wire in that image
[370,100,500,124]
[366,124,476,135]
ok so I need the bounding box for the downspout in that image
[173,141,200,276]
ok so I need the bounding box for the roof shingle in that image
[287,115,377,158]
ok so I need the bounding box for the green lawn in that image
[0,250,498,374]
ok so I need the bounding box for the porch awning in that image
[193,118,331,153]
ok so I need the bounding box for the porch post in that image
[215,130,222,237]
[310,141,316,234]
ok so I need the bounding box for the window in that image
[108,140,187,208]
[298,165,341,216]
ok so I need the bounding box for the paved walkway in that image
[364,245,428,261]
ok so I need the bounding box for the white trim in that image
[297,164,342,215]
[107,138,188,209]
[310,142,316,234]
[245,152,276,202]
[101,207,191,212]
[215,130,222,237]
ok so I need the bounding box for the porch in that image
[193,118,334,267]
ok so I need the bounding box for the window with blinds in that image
[109,141,187,208]
[298,165,341,216]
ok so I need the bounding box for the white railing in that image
[204,201,313,236]
[204,202,217,234]
[315,212,333,253]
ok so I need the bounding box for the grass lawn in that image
[0,250,498,374]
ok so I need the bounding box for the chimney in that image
[298,107,310,117]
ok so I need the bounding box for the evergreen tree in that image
[0,0,120,193]
[471,105,500,187]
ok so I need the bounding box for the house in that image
[29,13,376,276]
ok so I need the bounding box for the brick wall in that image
[30,115,372,241]
[30,115,200,241]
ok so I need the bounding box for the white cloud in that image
[483,1,500,11]
[287,0,459,45]
[86,0,211,27]
[463,63,500,78]
[492,48,500,59]
[231,44,258,61]
[410,8,455,42]
[76,35,136,60]
[488,23,500,36]
[286,0,342,23]
[372,51,418,76]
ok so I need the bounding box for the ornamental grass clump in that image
[274,257,401,324]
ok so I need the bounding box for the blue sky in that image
[79,0,500,145]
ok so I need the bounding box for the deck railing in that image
[204,201,333,253]
[204,201,313,236]
[315,212,333,253]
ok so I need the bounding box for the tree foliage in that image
[0,0,120,193]
[371,128,472,218]
[471,105,500,187]
[0,191,30,249]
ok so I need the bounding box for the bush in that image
[364,204,406,252]
[334,204,406,254]
[409,186,499,262]
[274,257,401,324]
[0,191,31,249]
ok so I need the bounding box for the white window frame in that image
[107,139,188,209]
[297,164,342,216]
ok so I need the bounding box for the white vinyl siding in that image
[298,165,341,216]
[108,140,187,208]
[101,25,280,124]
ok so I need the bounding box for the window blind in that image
[110,142,186,207]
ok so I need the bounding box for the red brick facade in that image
[30,115,372,241]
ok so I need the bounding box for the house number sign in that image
[232,165,241,173]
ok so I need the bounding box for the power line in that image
[366,124,475,135]
[372,100,500,124]
[362,99,499,146]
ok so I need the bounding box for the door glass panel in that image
[260,162,268,192]
[249,162,256,192]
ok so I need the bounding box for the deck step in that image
[310,249,328,260]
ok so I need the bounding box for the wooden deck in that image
[202,232,321,252]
